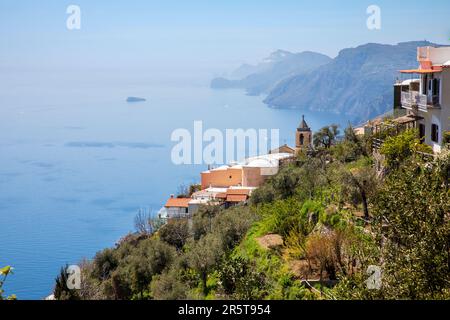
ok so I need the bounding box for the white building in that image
[159,195,191,221]
[188,187,228,215]
[400,46,450,153]
[201,153,294,189]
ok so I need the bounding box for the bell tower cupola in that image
[296,115,312,150]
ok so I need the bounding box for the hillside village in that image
[162,45,450,223]
[4,0,450,306]
[159,117,311,221]
[47,45,450,301]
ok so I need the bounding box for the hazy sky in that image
[1,0,449,79]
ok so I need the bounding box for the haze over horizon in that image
[1,0,450,84]
[1,0,450,301]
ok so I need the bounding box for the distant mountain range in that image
[211,50,332,96]
[211,41,439,121]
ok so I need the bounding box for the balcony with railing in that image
[401,91,440,112]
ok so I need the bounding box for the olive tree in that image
[187,234,224,296]
[159,219,190,251]
[339,164,378,221]
[313,125,340,149]
[371,159,450,299]
[124,239,176,299]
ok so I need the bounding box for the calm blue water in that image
[0,71,348,299]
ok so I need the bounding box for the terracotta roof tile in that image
[400,66,442,74]
[226,194,248,203]
[165,198,191,208]
[226,189,250,196]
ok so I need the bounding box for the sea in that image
[0,70,349,299]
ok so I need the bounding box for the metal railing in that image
[372,138,436,162]
[401,91,439,111]
[166,212,192,219]
[372,138,384,151]
[415,151,436,162]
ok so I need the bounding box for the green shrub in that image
[192,205,222,240]
[250,184,276,205]
[187,233,225,296]
[285,280,309,300]
[159,220,189,250]
[54,265,80,300]
[380,129,431,168]
[150,269,189,300]
[258,198,303,237]
[92,248,118,281]
[218,256,266,299]
[300,200,324,232]
[123,239,176,298]
[212,207,257,251]
[443,131,450,144]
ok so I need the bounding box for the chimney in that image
[170,194,174,199]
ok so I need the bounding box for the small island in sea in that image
[126,96,146,103]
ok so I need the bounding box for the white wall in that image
[416,69,449,153]
[166,207,189,218]
[427,47,450,65]
[441,69,450,133]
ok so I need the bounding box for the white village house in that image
[399,46,450,153]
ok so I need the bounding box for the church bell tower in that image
[296,115,312,150]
